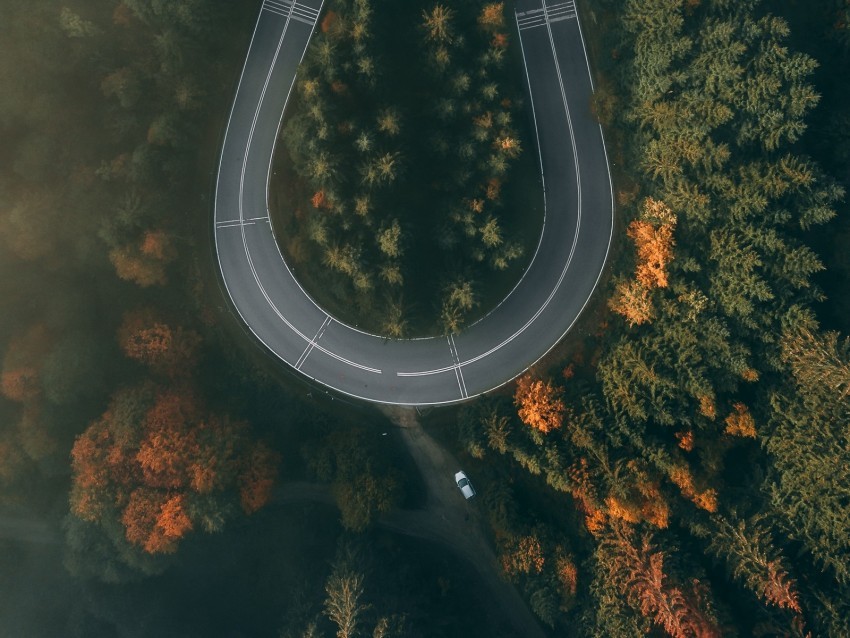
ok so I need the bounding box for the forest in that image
[2,0,850,636]
[447,0,850,635]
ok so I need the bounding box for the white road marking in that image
[264,0,320,25]
[296,315,331,369]
[218,216,269,225]
[445,337,465,398]
[517,1,576,30]
[450,335,468,398]
[218,222,255,229]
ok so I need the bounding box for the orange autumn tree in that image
[610,197,677,326]
[70,384,278,555]
[514,374,566,433]
[724,402,757,438]
[669,464,718,513]
[117,309,201,376]
[630,198,677,289]
[478,2,505,30]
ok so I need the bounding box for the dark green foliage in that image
[302,424,404,532]
[763,324,850,585]
[447,0,849,632]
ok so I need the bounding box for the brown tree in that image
[109,230,176,287]
[1,324,52,402]
[599,523,721,638]
[118,309,201,375]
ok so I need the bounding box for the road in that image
[277,406,549,638]
[214,0,612,407]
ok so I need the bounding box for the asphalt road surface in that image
[214,0,613,406]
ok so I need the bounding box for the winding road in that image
[214,0,613,406]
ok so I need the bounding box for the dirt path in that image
[378,406,548,638]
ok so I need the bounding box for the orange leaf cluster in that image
[467,197,485,213]
[641,497,671,530]
[763,561,802,613]
[312,189,333,210]
[136,396,202,490]
[492,33,509,49]
[669,465,718,513]
[605,465,670,530]
[70,385,277,554]
[584,507,607,535]
[124,323,172,361]
[724,402,757,438]
[320,9,337,34]
[568,459,608,535]
[478,2,505,29]
[606,495,642,524]
[514,374,566,433]
[485,177,501,201]
[610,198,677,327]
[140,230,172,260]
[698,395,716,420]
[675,430,695,452]
[109,230,175,287]
[740,367,759,382]
[122,489,192,554]
[556,556,578,596]
[629,198,677,290]
[110,246,168,287]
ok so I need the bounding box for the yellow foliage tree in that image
[724,402,757,438]
[478,3,505,30]
[609,279,653,327]
[514,374,565,433]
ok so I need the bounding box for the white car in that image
[454,470,476,500]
